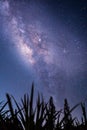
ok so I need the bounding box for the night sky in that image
[0,0,87,112]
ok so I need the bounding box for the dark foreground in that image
[0,84,87,130]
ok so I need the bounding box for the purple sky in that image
[0,0,87,116]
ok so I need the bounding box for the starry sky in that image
[0,0,87,111]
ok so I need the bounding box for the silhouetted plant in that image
[0,84,87,130]
[44,97,58,130]
[6,94,23,130]
[81,103,87,125]
[0,101,9,130]
[63,99,74,129]
[55,109,62,130]
[35,94,47,130]
[11,83,35,130]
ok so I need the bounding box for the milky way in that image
[0,0,87,110]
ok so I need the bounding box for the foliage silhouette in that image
[0,84,87,130]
